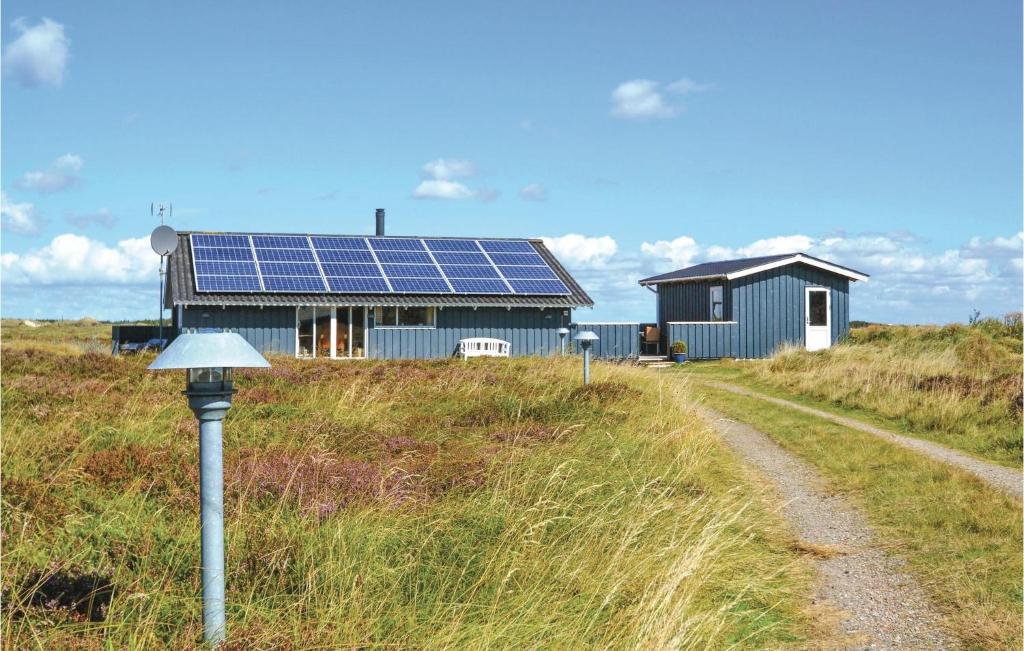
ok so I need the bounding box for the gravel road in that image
[705,380,1022,500]
[701,407,956,650]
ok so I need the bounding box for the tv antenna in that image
[152,202,173,224]
[150,205,178,348]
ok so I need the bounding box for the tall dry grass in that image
[735,321,1022,465]
[2,330,813,648]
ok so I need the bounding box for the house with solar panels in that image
[161,211,592,359]
[638,253,868,359]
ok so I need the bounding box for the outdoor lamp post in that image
[573,331,599,385]
[148,331,270,647]
[557,328,570,355]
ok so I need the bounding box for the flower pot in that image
[672,353,687,363]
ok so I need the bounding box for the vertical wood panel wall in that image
[570,323,640,358]
[665,323,739,359]
[181,305,296,356]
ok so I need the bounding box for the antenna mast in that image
[150,204,178,349]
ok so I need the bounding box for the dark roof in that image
[168,231,594,308]
[639,253,868,285]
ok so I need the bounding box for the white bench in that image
[458,337,511,359]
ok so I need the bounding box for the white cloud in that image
[1,233,158,286]
[640,236,701,268]
[611,77,710,119]
[1,192,45,235]
[16,153,83,193]
[421,158,477,181]
[413,158,495,201]
[412,179,475,200]
[2,17,69,89]
[66,208,117,229]
[542,234,617,268]
[519,183,548,202]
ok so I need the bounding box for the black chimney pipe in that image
[375,208,385,236]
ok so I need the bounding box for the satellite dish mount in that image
[150,216,179,348]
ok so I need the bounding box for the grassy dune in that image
[1,325,816,649]
[691,321,1023,466]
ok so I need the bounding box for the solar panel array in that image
[189,234,572,295]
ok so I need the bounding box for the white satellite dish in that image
[151,225,179,256]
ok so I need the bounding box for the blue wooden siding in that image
[666,322,739,359]
[730,265,849,358]
[657,280,731,323]
[656,262,851,358]
[570,323,640,358]
[181,305,296,356]
[366,307,570,359]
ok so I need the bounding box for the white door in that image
[804,288,831,351]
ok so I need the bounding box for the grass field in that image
[1,321,820,649]
[683,320,1023,466]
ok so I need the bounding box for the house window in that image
[710,286,724,321]
[373,306,436,327]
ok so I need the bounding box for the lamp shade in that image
[148,332,271,371]
[557,328,570,335]
[573,331,599,342]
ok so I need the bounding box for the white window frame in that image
[295,306,368,359]
[709,285,724,322]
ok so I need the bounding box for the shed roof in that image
[168,231,594,308]
[639,253,869,285]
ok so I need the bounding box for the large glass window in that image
[297,307,315,358]
[373,306,436,327]
[710,286,724,321]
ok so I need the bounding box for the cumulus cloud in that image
[2,17,69,88]
[15,153,83,193]
[66,208,117,229]
[640,236,701,267]
[412,179,475,200]
[421,158,476,180]
[1,192,46,235]
[412,158,495,201]
[519,183,548,202]
[1,233,158,286]
[611,77,710,119]
[542,234,617,268]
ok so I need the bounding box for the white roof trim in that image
[639,273,725,286]
[725,254,868,282]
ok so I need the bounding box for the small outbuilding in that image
[158,212,593,359]
[639,253,868,359]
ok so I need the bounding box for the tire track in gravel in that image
[704,380,1021,500]
[700,407,957,650]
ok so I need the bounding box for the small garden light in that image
[557,327,570,355]
[573,331,599,385]
[148,331,270,647]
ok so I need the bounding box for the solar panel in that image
[480,240,536,253]
[498,265,558,279]
[441,264,500,279]
[312,236,368,250]
[196,275,262,292]
[252,235,309,248]
[316,249,375,263]
[368,238,425,251]
[388,277,451,293]
[193,234,250,248]
[254,248,316,262]
[320,262,382,277]
[374,251,433,264]
[505,279,570,295]
[449,278,510,294]
[382,263,443,278]
[488,252,545,266]
[433,251,490,265]
[424,238,480,252]
[191,233,571,297]
[325,276,390,292]
[195,261,258,276]
[193,247,255,261]
[262,275,327,292]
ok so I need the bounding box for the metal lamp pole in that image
[557,328,570,355]
[574,331,599,385]
[149,332,270,647]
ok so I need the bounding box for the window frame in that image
[709,285,724,322]
[373,305,437,329]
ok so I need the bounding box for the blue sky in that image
[2,1,1021,323]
